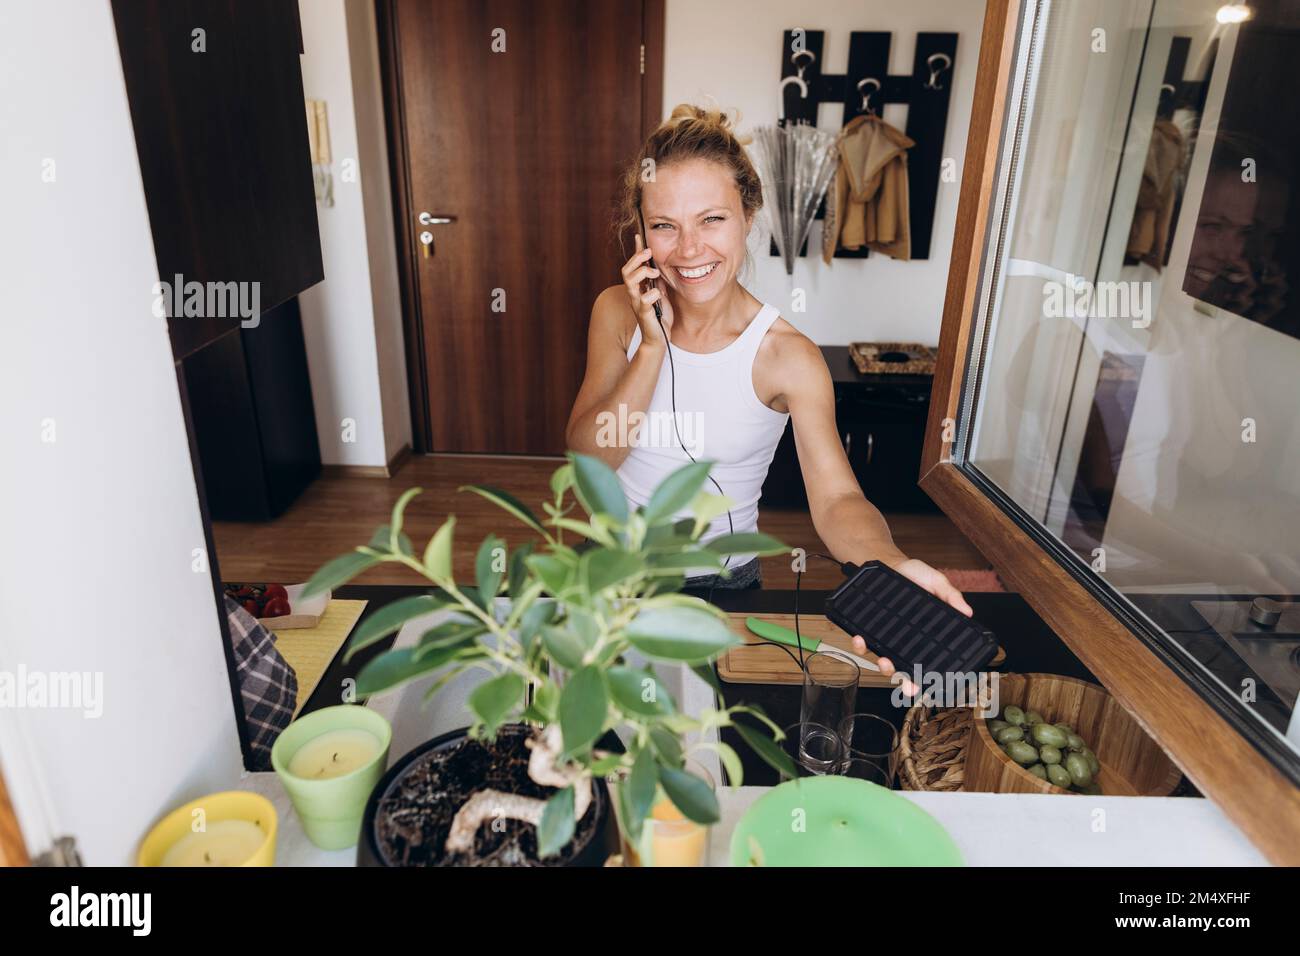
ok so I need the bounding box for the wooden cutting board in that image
[718,613,895,687]
[717,613,1005,688]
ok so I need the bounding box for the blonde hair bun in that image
[665,103,751,146]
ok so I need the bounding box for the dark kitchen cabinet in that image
[112,0,322,359]
[761,346,938,513]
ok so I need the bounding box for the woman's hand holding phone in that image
[621,234,673,348]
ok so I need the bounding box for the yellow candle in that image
[160,819,267,867]
[287,728,382,780]
[648,796,708,867]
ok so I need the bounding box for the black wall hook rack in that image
[772,29,958,262]
[1156,35,1213,121]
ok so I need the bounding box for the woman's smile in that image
[673,260,720,283]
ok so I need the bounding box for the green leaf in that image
[565,606,600,648]
[302,550,380,598]
[531,681,560,723]
[624,607,741,664]
[355,644,471,697]
[606,666,674,716]
[689,491,734,535]
[467,672,525,737]
[423,516,455,580]
[569,453,628,524]
[389,487,423,547]
[644,518,697,550]
[558,666,608,756]
[539,624,587,671]
[413,617,486,658]
[646,550,724,573]
[710,741,744,787]
[580,547,643,594]
[550,462,575,499]
[507,542,534,599]
[526,554,572,596]
[536,786,576,859]
[704,532,788,557]
[691,663,725,698]
[658,764,720,824]
[369,524,414,557]
[344,593,451,662]
[475,534,506,602]
[734,721,799,781]
[458,585,487,613]
[518,599,556,649]
[624,747,658,841]
[642,460,714,524]
[459,485,548,537]
[648,726,683,768]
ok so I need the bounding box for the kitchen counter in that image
[236,583,1265,866]
[235,771,1266,867]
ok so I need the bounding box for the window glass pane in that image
[963,0,1300,767]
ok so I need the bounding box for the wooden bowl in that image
[964,673,1181,796]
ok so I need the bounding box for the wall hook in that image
[779,49,815,120]
[857,77,881,114]
[924,52,952,90]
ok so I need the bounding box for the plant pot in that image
[358,723,616,866]
[964,673,1181,796]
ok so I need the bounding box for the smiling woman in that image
[565,104,972,644]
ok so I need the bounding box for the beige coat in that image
[823,114,915,263]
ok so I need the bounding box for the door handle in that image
[416,212,456,258]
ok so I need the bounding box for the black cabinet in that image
[111,0,323,359]
[761,346,938,513]
[182,298,321,521]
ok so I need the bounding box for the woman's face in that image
[641,158,751,306]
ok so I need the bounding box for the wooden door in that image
[383,0,661,454]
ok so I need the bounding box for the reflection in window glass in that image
[964,0,1300,761]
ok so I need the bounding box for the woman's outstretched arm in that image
[768,331,973,617]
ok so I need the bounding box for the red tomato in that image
[262,597,291,618]
[264,583,288,601]
[242,599,259,617]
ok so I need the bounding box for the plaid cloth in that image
[224,595,298,771]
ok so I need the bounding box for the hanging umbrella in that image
[750,122,841,275]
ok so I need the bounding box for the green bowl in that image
[729,776,963,866]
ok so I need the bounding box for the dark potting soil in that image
[374,728,602,866]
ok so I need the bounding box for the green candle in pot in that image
[272,704,392,850]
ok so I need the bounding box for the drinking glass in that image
[837,712,900,786]
[800,651,860,771]
[841,758,892,788]
[780,721,844,777]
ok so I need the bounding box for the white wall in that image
[0,2,244,863]
[298,0,412,467]
[663,0,985,345]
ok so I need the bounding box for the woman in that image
[566,105,972,675]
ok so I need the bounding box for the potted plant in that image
[301,453,796,866]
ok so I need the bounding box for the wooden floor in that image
[212,454,991,591]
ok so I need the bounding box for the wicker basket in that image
[897,704,974,792]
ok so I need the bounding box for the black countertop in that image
[298,585,1101,788]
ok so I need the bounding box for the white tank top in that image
[616,302,790,566]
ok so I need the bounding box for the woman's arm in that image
[564,286,664,468]
[769,332,972,617]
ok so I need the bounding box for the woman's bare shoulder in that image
[592,284,637,350]
[760,315,825,370]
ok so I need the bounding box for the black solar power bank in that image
[823,561,998,676]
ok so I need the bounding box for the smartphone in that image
[637,205,663,322]
[823,561,998,676]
